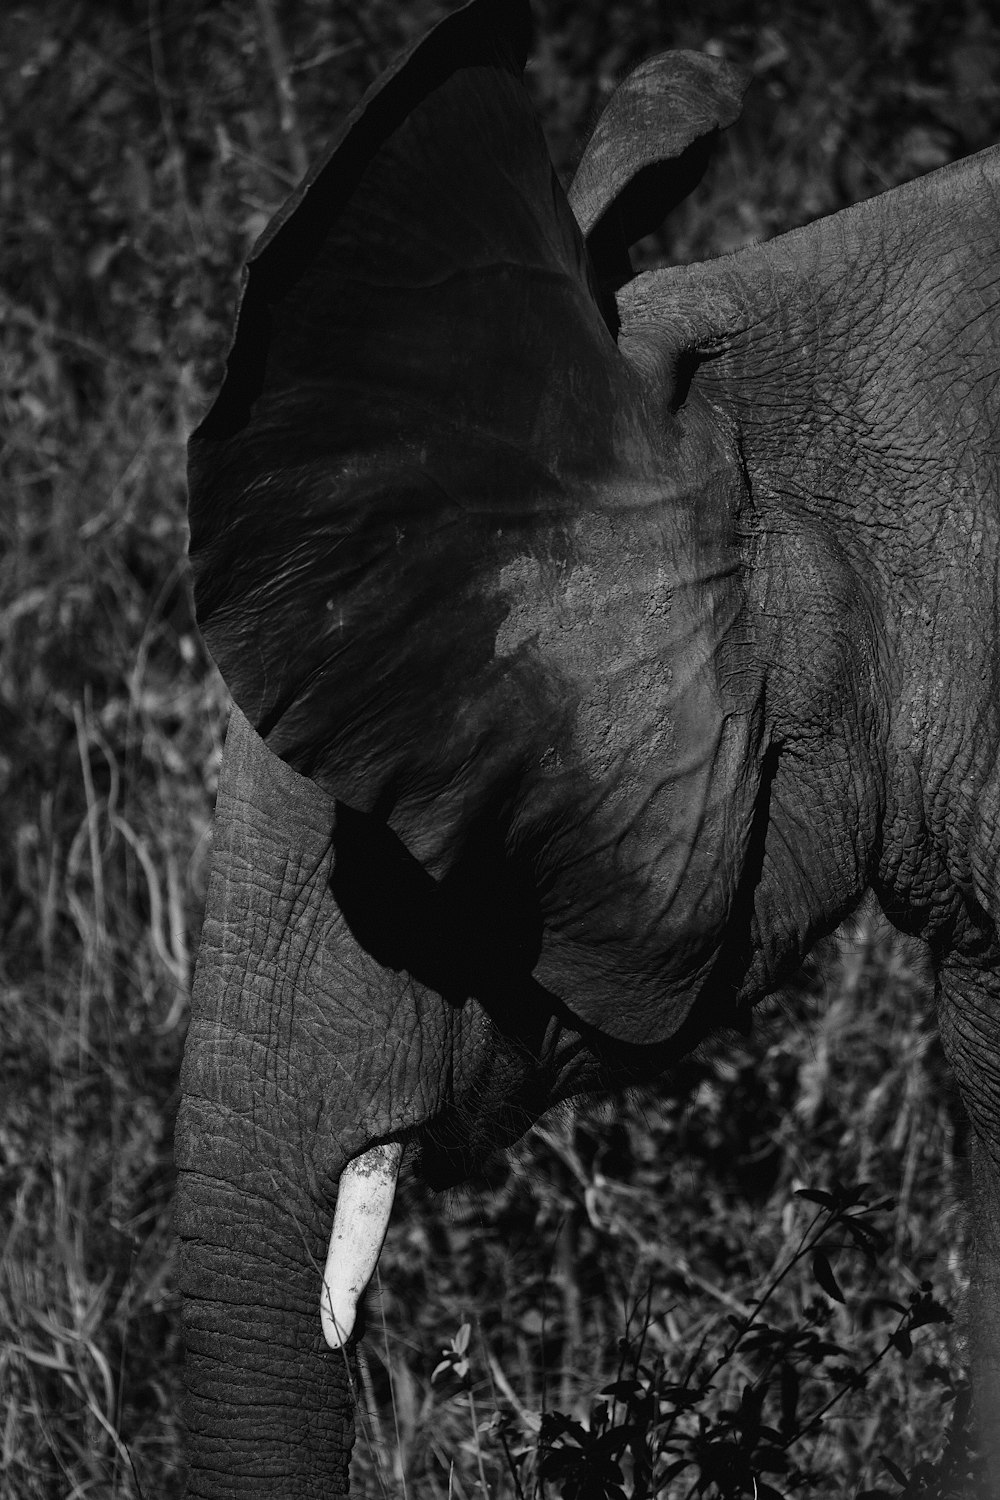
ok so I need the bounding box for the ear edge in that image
[191,0,534,446]
[584,131,720,297]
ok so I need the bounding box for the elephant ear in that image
[568,51,750,290]
[187,0,644,818]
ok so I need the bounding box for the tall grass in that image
[1,355,228,1493]
[2,1,999,1495]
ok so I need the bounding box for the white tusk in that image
[321,1141,403,1349]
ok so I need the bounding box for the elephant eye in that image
[668,348,701,414]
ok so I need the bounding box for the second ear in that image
[568,50,749,291]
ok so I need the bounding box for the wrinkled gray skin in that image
[178,0,1000,1493]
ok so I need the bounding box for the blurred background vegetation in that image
[2,0,1000,1496]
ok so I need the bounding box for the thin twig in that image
[254,0,309,180]
[147,0,202,253]
[376,1269,409,1500]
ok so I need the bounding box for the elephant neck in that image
[677,161,1000,950]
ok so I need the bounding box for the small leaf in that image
[880,1455,910,1485]
[795,1188,836,1208]
[780,1363,800,1436]
[890,1328,913,1358]
[908,1294,953,1329]
[756,1425,787,1446]
[602,1378,644,1400]
[454,1322,471,1354]
[541,1411,589,1447]
[812,1249,845,1303]
[840,1216,887,1259]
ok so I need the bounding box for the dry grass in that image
[1,366,228,1494]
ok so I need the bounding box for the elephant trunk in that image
[174,709,394,1496]
[175,1147,354,1498]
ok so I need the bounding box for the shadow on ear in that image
[568,51,749,294]
[186,0,644,801]
[330,800,543,1009]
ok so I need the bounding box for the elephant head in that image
[179,0,1000,1491]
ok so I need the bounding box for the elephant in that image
[178,0,1000,1492]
